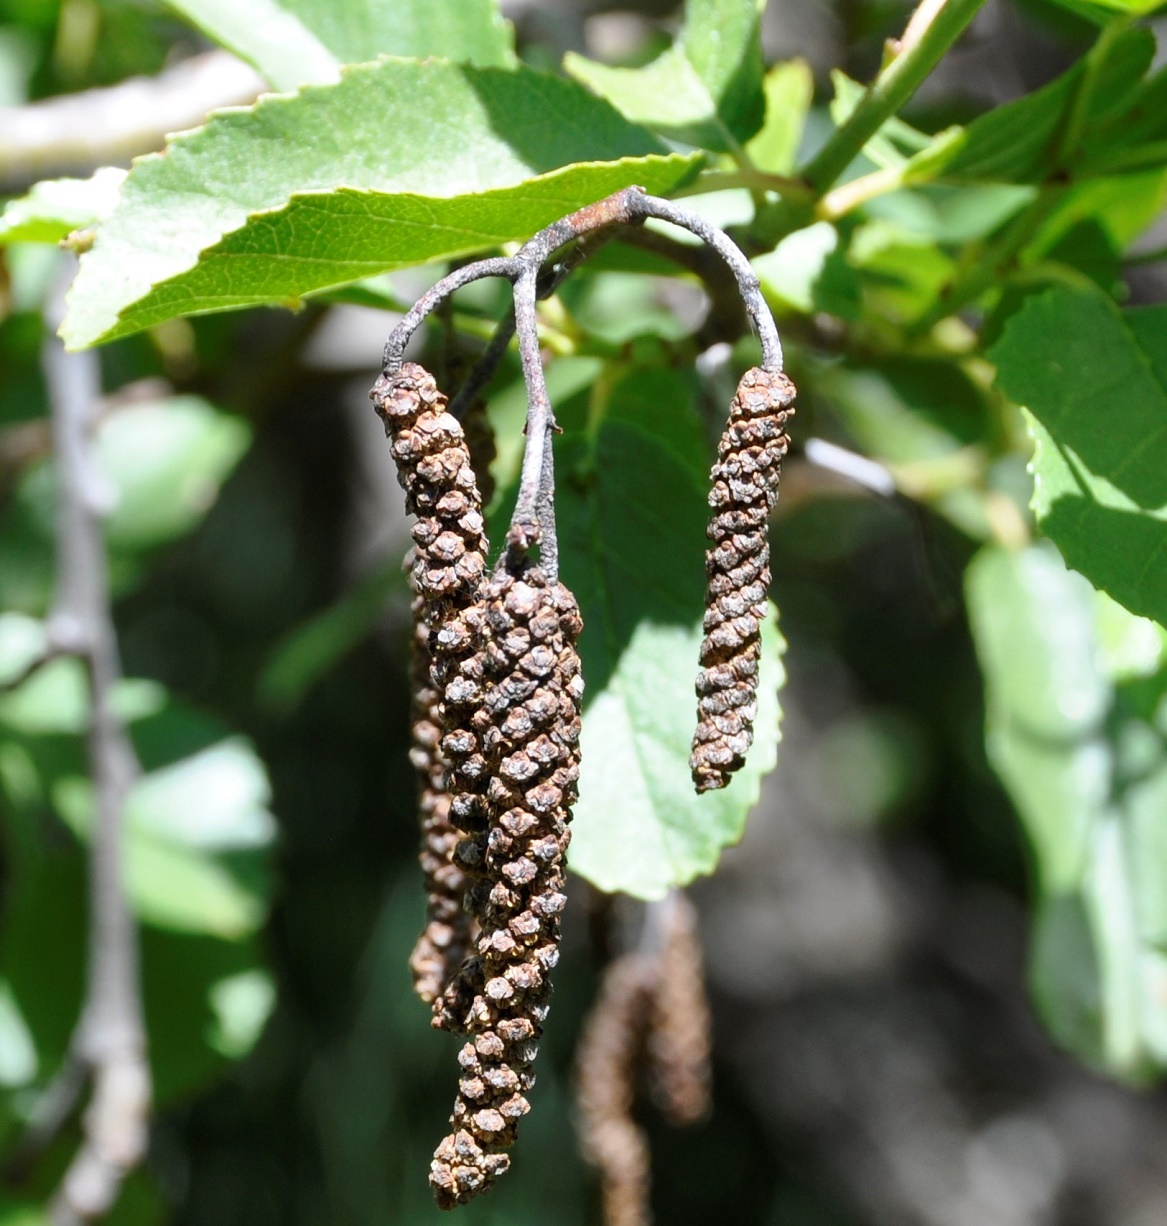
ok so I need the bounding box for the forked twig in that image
[377,187,783,580]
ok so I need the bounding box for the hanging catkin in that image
[428,561,584,1209]
[690,367,795,793]
[576,954,656,1226]
[371,362,489,1005]
[646,894,711,1127]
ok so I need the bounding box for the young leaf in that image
[967,543,1167,1079]
[164,0,515,92]
[0,168,126,246]
[548,366,786,899]
[62,60,698,349]
[745,58,814,175]
[563,0,765,152]
[989,285,1167,629]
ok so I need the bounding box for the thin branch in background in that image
[8,256,151,1225]
[0,51,265,192]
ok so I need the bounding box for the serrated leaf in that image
[967,543,1167,1079]
[547,366,785,898]
[0,168,125,246]
[164,0,514,92]
[564,0,765,151]
[989,285,1167,628]
[62,59,697,349]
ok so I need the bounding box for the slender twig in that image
[799,0,987,195]
[446,233,615,421]
[10,257,151,1224]
[378,188,784,571]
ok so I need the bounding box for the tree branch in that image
[0,51,265,192]
[12,257,152,1224]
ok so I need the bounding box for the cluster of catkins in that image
[371,343,793,1210]
[371,362,583,1209]
[576,894,712,1226]
[691,366,796,794]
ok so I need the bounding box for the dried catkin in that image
[404,569,474,1003]
[370,362,490,1004]
[691,366,795,793]
[646,895,711,1127]
[428,561,584,1209]
[576,955,656,1226]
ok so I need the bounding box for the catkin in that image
[690,367,795,793]
[646,894,711,1127]
[371,362,489,1004]
[576,955,657,1226]
[405,571,474,1003]
[429,562,584,1209]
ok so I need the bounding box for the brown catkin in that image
[428,561,584,1209]
[690,367,795,793]
[405,569,475,1003]
[370,362,490,1005]
[646,894,711,1127]
[576,955,657,1226]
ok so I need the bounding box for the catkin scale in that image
[690,367,795,793]
[371,363,490,1005]
[429,563,584,1209]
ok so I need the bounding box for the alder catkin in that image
[690,366,795,793]
[646,894,711,1127]
[405,571,475,1003]
[428,561,584,1209]
[576,955,657,1226]
[370,362,490,1004]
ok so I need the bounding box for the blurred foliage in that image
[1,0,1167,1221]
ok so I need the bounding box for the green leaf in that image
[905,28,1158,184]
[563,0,765,151]
[989,285,1167,628]
[745,58,814,174]
[0,168,125,246]
[96,397,251,551]
[54,734,275,938]
[164,0,514,92]
[62,60,697,349]
[546,366,786,898]
[752,221,861,319]
[967,543,1167,1079]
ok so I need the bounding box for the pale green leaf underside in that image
[53,733,275,939]
[989,285,1167,629]
[0,168,126,246]
[63,59,697,348]
[967,543,1167,1080]
[555,367,786,898]
[164,0,514,92]
[564,0,764,151]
